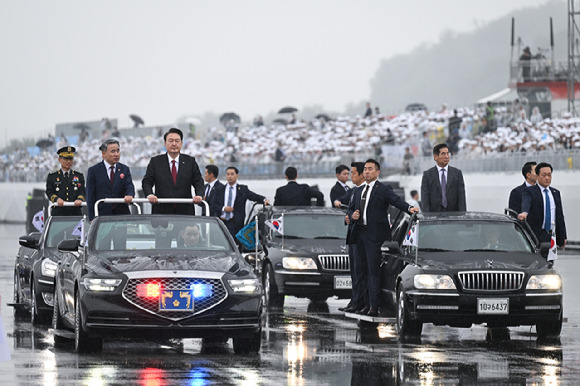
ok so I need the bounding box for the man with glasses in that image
[142,128,204,214]
[86,139,135,220]
[46,146,85,216]
[420,143,466,212]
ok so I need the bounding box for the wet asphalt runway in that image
[2,223,580,385]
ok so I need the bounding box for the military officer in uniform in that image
[46,146,86,216]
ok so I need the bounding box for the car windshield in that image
[417,220,534,253]
[91,217,234,252]
[45,218,83,247]
[273,214,345,239]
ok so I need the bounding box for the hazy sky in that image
[0,0,549,147]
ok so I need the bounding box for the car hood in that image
[85,251,241,275]
[416,251,549,271]
[270,238,348,255]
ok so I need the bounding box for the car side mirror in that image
[58,239,80,252]
[539,242,551,259]
[19,232,41,249]
[381,241,401,255]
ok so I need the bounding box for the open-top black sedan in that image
[260,206,351,307]
[381,211,563,339]
[13,215,82,325]
[53,214,262,353]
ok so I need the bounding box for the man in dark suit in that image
[518,162,567,248]
[420,143,466,212]
[330,164,350,203]
[334,162,366,312]
[508,161,536,214]
[142,128,204,214]
[86,139,135,220]
[203,164,224,216]
[45,146,85,216]
[211,166,270,238]
[274,166,324,206]
[348,159,419,316]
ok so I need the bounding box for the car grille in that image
[458,271,524,292]
[318,254,350,271]
[123,278,227,321]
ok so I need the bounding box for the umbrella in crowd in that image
[278,106,298,114]
[315,113,332,121]
[35,138,54,148]
[130,114,145,127]
[219,112,241,125]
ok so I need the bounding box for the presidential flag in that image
[32,210,44,232]
[235,221,258,250]
[265,217,284,235]
[403,221,419,247]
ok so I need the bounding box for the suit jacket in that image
[211,184,266,234]
[330,181,349,204]
[420,165,466,212]
[340,186,360,245]
[86,161,135,220]
[141,153,204,214]
[521,184,567,246]
[508,182,527,214]
[274,181,324,206]
[204,180,224,216]
[348,181,411,244]
[46,169,86,216]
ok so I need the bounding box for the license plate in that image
[334,276,352,289]
[159,290,194,312]
[477,298,509,314]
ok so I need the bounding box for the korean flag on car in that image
[403,221,419,247]
[265,217,283,235]
[548,225,557,261]
[32,210,44,232]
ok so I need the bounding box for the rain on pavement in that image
[1,223,580,385]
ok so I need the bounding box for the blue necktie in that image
[225,186,233,220]
[544,188,551,231]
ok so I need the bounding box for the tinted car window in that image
[92,218,234,252]
[418,221,534,252]
[45,219,83,247]
[274,214,345,239]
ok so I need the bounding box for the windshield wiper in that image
[313,236,343,239]
[277,235,304,239]
[418,248,449,252]
[463,249,507,252]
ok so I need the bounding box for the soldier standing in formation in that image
[45,146,86,216]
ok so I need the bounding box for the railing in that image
[48,202,87,217]
[93,198,209,217]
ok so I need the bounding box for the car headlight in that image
[227,279,260,293]
[41,259,58,277]
[81,278,122,292]
[526,275,562,290]
[414,274,457,289]
[282,257,317,270]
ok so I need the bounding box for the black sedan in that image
[53,215,262,353]
[381,212,562,339]
[13,215,82,325]
[260,207,351,307]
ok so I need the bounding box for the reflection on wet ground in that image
[0,224,579,384]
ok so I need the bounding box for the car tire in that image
[74,292,102,353]
[396,285,422,339]
[52,283,68,347]
[264,264,284,308]
[31,281,51,326]
[232,329,262,354]
[13,271,28,319]
[536,311,563,338]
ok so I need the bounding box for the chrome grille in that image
[318,254,350,271]
[458,271,524,292]
[122,278,227,321]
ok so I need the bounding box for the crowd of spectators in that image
[2,103,580,182]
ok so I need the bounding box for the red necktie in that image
[171,160,177,184]
[109,165,115,185]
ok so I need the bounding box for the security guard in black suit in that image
[45,146,86,216]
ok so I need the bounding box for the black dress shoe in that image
[356,306,370,315]
[338,302,352,312]
[367,308,378,317]
[343,306,359,313]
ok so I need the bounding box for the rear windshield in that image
[91,218,234,252]
[417,221,534,253]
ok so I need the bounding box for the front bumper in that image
[406,290,562,327]
[274,269,352,299]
